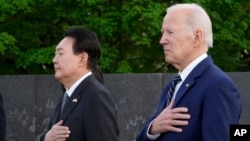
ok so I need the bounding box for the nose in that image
[159,33,167,45]
[52,55,57,64]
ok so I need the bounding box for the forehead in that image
[162,9,189,29]
[56,37,75,51]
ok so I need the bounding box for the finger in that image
[166,99,175,109]
[57,139,66,141]
[58,128,71,135]
[52,121,69,131]
[55,120,64,126]
[57,133,70,139]
[171,119,189,126]
[55,129,71,141]
[171,107,189,113]
[167,125,183,133]
[172,113,191,120]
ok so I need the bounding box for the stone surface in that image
[0,73,249,141]
[104,74,162,141]
[0,76,36,141]
[35,75,62,141]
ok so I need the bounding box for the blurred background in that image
[0,0,249,75]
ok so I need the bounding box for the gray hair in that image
[167,3,213,48]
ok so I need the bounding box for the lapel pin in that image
[73,99,78,102]
[186,84,189,87]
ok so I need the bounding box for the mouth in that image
[163,46,169,51]
[164,49,170,53]
[54,67,59,71]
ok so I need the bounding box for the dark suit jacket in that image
[42,74,119,141]
[136,56,242,141]
[0,93,6,141]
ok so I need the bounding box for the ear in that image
[193,29,203,48]
[79,52,88,66]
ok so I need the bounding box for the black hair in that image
[64,27,103,84]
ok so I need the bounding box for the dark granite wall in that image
[0,73,249,141]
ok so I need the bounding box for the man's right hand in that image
[45,120,71,141]
[149,99,191,135]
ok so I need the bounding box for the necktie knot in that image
[173,75,182,85]
[166,75,182,106]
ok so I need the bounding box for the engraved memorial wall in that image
[0,73,249,141]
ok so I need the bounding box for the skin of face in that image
[160,10,197,71]
[52,37,86,88]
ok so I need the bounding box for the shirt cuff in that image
[146,121,160,140]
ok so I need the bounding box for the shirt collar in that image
[66,71,92,97]
[179,53,208,81]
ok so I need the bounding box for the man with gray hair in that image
[136,3,242,141]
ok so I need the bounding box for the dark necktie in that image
[61,92,69,115]
[166,75,182,106]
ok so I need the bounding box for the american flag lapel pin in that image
[73,99,78,103]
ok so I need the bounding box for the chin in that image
[165,57,170,62]
[54,73,61,80]
[165,58,174,64]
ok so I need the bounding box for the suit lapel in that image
[50,96,63,125]
[59,75,94,122]
[174,56,213,107]
[174,78,195,107]
[59,93,81,120]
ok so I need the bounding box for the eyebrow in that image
[56,47,64,51]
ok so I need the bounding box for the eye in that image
[55,51,64,56]
[58,50,65,55]
[167,30,174,35]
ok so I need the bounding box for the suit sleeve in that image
[136,121,156,141]
[0,94,6,141]
[202,77,242,141]
[83,87,119,141]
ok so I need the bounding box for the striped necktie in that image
[166,75,182,106]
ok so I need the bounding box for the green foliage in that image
[0,32,18,55]
[184,0,250,71]
[0,0,249,74]
[206,0,250,71]
[16,46,55,68]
